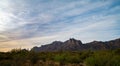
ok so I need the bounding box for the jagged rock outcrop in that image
[31,38,120,52]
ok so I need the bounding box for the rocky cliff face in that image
[31,38,120,52]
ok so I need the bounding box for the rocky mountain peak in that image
[65,38,82,45]
[52,41,63,44]
[31,38,120,52]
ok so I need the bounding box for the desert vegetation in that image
[0,49,120,66]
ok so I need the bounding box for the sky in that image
[0,0,120,52]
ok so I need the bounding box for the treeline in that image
[0,49,120,66]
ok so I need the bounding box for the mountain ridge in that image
[31,38,120,52]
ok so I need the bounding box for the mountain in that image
[31,38,120,52]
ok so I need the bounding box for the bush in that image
[0,49,120,66]
[85,50,120,66]
[54,54,66,63]
[106,55,120,66]
[0,60,13,66]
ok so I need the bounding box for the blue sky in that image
[0,0,120,52]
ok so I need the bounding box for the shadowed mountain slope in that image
[32,38,120,52]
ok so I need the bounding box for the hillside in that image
[32,38,120,52]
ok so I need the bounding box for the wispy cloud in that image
[0,0,120,51]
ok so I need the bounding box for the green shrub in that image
[0,49,120,66]
[85,50,120,66]
[0,60,13,66]
[54,54,66,62]
[106,55,120,66]
[65,55,81,63]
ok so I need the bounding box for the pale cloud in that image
[58,0,110,18]
[0,35,59,52]
[0,35,10,42]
